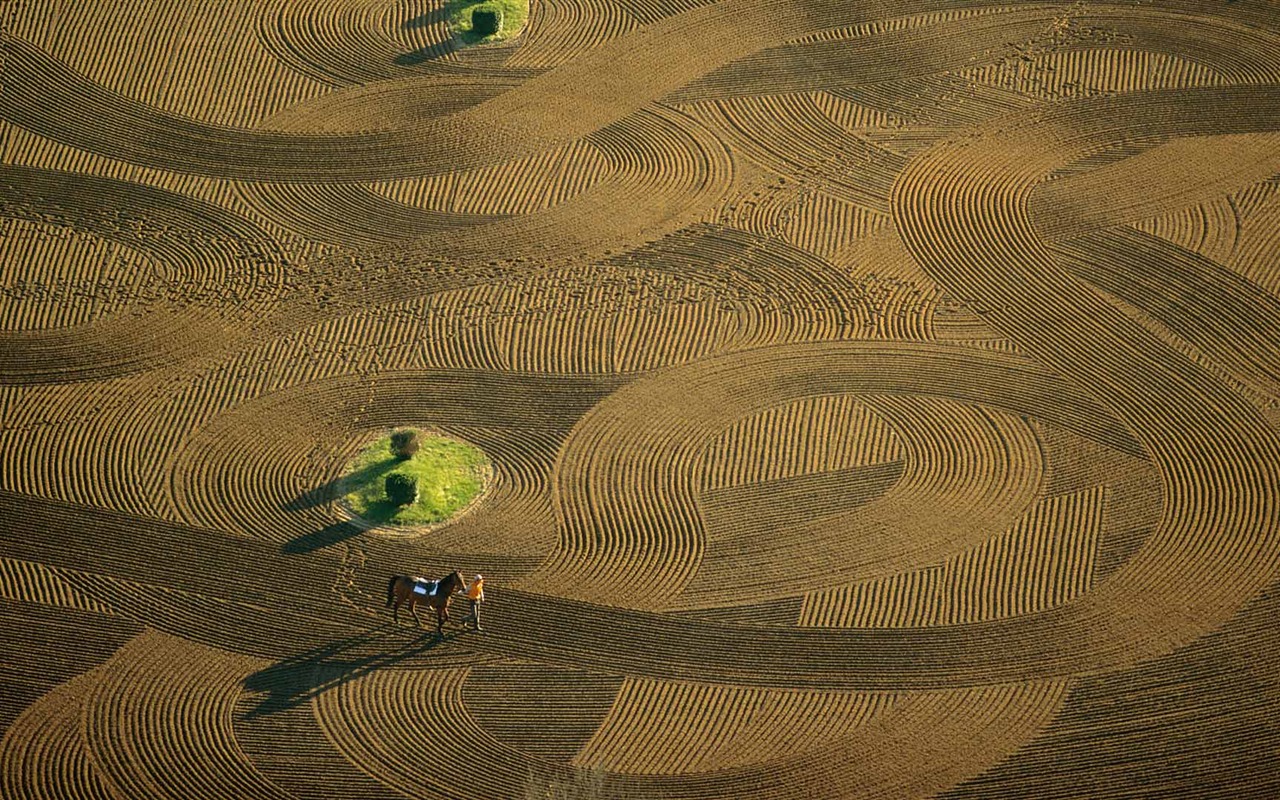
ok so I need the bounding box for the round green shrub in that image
[385,472,419,507]
[389,429,421,460]
[471,6,502,37]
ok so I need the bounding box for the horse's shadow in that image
[241,623,463,718]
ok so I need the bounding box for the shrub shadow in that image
[403,8,449,29]
[281,521,364,554]
[285,459,389,513]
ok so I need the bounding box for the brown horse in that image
[386,571,467,637]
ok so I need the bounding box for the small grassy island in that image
[445,0,529,45]
[341,429,491,527]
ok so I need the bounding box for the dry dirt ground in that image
[2,1,1280,798]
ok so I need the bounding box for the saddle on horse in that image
[411,577,439,597]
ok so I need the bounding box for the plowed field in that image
[3,1,1280,798]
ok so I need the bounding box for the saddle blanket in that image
[412,580,438,597]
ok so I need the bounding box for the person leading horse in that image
[385,570,467,638]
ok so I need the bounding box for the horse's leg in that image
[410,599,423,629]
[392,593,402,624]
[436,605,445,639]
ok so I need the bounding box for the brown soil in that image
[3,1,1280,798]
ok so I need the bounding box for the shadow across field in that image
[284,460,388,512]
[241,623,469,717]
[280,521,364,554]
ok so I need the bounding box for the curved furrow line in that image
[0,219,160,331]
[233,662,395,800]
[0,165,286,384]
[243,138,614,249]
[613,0,718,27]
[0,557,115,614]
[1,1,1034,182]
[315,666,531,799]
[0,32,523,181]
[1032,417,1163,583]
[944,581,1280,799]
[81,631,292,800]
[65,571,372,659]
[531,340,1138,611]
[393,426,562,559]
[668,595,805,628]
[260,73,519,133]
[415,265,748,373]
[714,175,892,257]
[0,670,121,800]
[462,660,625,763]
[0,487,1175,689]
[242,181,509,247]
[0,599,142,737]
[681,396,1042,609]
[372,139,613,216]
[701,395,901,491]
[164,370,615,552]
[315,658,1068,799]
[685,93,906,212]
[509,0,640,69]
[1225,182,1280,297]
[575,680,895,774]
[1132,195,1239,267]
[256,0,457,87]
[811,90,899,131]
[0,491,502,662]
[257,105,735,339]
[670,6,1280,105]
[10,396,181,515]
[1029,132,1280,241]
[866,396,1039,506]
[11,0,331,128]
[600,223,869,348]
[1051,226,1280,401]
[968,47,1226,101]
[802,486,1104,627]
[666,5,1066,103]
[892,83,1280,674]
[70,287,615,525]
[583,681,1070,799]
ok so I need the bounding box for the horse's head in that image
[451,570,466,592]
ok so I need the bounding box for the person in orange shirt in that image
[462,574,484,632]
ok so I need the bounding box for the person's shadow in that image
[241,623,464,718]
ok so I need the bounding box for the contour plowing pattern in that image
[3,1,1280,798]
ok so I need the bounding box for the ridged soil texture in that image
[3,0,1280,798]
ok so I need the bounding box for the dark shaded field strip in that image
[942,582,1280,799]
[669,6,1280,103]
[0,1,1020,181]
[0,489,1147,689]
[0,165,284,384]
[1050,227,1280,399]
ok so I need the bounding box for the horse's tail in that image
[386,576,398,608]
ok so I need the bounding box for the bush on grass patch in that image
[472,6,502,37]
[385,472,419,507]
[389,429,421,460]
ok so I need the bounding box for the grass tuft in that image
[341,430,490,526]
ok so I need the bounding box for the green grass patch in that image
[445,0,529,45]
[341,430,491,527]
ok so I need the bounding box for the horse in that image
[386,570,467,637]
